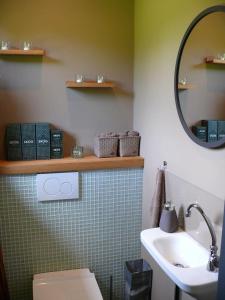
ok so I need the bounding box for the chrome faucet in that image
[185,203,219,272]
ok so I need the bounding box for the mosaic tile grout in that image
[0,168,143,300]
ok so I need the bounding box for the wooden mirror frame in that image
[174,5,225,149]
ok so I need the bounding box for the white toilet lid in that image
[33,269,103,300]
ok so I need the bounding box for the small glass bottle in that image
[71,146,83,158]
[75,74,84,83]
[97,75,104,83]
[23,41,32,50]
[1,41,10,50]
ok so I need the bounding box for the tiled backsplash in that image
[0,168,143,300]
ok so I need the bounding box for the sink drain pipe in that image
[175,285,181,300]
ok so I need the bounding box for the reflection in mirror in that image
[175,6,225,148]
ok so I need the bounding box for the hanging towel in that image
[149,169,166,227]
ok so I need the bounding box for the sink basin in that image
[153,233,208,269]
[141,228,218,300]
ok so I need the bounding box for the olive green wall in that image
[134,1,224,300]
[0,0,134,158]
[134,0,225,226]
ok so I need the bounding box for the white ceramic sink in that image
[141,228,218,300]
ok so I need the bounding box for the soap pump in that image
[159,201,179,233]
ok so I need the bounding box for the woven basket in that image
[94,137,119,158]
[119,136,140,157]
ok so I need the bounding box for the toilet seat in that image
[33,269,103,300]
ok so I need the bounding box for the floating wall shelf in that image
[205,57,225,65]
[0,49,45,56]
[66,80,116,88]
[0,156,144,175]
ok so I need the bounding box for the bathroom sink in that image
[141,228,218,299]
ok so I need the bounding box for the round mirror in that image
[175,5,225,148]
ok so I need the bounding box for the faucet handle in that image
[210,245,218,254]
[207,245,219,272]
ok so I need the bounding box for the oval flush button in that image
[60,182,72,195]
[44,178,60,195]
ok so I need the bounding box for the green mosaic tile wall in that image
[0,168,143,300]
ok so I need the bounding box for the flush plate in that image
[36,172,79,201]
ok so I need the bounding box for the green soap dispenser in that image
[159,201,179,233]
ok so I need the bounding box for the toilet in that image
[33,268,103,300]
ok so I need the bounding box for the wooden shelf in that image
[205,57,225,65]
[178,83,192,90]
[0,49,45,56]
[0,156,144,175]
[66,81,115,88]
